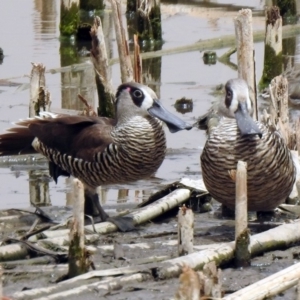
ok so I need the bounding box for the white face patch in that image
[245,90,252,111]
[228,81,251,115]
[139,87,156,111]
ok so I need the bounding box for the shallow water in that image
[0,0,299,210]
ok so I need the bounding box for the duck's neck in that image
[112,115,165,148]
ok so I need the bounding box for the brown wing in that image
[0,114,116,183]
[28,115,115,160]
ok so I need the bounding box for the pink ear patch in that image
[126,87,131,92]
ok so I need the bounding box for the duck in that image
[0,82,192,231]
[199,78,295,211]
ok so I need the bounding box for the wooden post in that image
[234,161,251,268]
[178,205,194,256]
[90,16,115,118]
[224,261,300,299]
[29,63,51,207]
[269,75,291,146]
[175,262,222,299]
[175,265,201,300]
[259,6,283,90]
[68,179,90,278]
[109,0,134,83]
[0,265,2,300]
[296,118,300,157]
[29,63,51,117]
[234,9,257,120]
[133,34,142,83]
[297,277,300,300]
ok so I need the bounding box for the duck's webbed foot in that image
[84,190,135,232]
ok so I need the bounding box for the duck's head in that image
[219,78,262,138]
[115,82,192,133]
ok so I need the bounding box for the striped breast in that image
[33,116,166,188]
[201,118,296,211]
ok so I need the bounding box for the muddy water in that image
[0,0,299,211]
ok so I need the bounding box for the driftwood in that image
[0,244,28,262]
[157,220,300,279]
[13,272,152,300]
[223,261,300,299]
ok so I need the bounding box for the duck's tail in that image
[0,122,37,156]
[0,113,57,156]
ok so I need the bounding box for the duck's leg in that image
[84,188,135,232]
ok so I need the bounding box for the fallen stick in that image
[28,188,191,241]
[157,220,300,279]
[13,266,151,299]
[223,261,300,299]
[0,244,29,262]
[4,264,67,275]
[30,273,152,300]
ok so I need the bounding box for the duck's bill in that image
[235,102,262,138]
[148,100,192,133]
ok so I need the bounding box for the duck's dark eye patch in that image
[225,88,233,108]
[131,88,144,107]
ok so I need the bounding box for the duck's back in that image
[201,118,295,211]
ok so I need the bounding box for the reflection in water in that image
[29,170,51,206]
[142,57,162,97]
[174,97,193,114]
[33,0,57,37]
[60,56,97,110]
